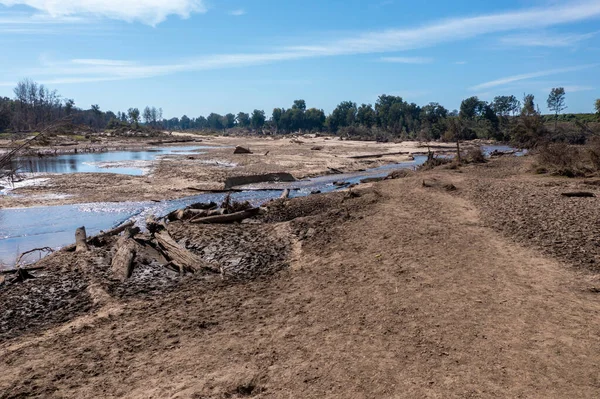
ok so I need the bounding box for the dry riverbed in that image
[2,154,600,398]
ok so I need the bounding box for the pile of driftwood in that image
[1,194,272,286]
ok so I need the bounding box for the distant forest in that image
[1,79,599,147]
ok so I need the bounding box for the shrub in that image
[537,142,589,177]
[465,147,486,164]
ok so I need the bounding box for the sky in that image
[0,0,599,118]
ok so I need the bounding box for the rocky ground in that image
[2,153,600,398]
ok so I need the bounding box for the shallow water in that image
[11,146,214,176]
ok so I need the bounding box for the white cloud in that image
[0,0,206,25]
[380,56,433,64]
[454,61,467,65]
[229,9,245,16]
[283,0,600,56]
[470,65,599,91]
[6,1,600,84]
[499,31,599,47]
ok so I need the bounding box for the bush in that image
[464,147,486,164]
[537,142,589,177]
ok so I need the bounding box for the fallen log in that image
[8,268,35,284]
[145,217,216,274]
[63,221,136,252]
[348,151,408,159]
[189,208,260,224]
[75,227,89,252]
[1,265,46,275]
[111,239,137,281]
[561,192,596,198]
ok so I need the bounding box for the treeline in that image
[1,79,599,147]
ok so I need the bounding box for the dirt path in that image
[2,171,599,398]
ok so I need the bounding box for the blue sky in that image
[0,0,599,118]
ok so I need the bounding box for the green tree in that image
[596,99,600,120]
[127,107,140,127]
[251,109,266,130]
[547,87,567,131]
[207,113,224,130]
[180,115,191,130]
[521,94,536,116]
[328,101,357,132]
[356,104,376,128]
[143,106,152,124]
[65,99,75,116]
[459,96,484,120]
[236,112,250,128]
[292,99,306,111]
[222,113,236,129]
[304,108,326,131]
[420,102,448,140]
[492,95,520,117]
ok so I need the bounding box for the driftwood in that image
[1,265,46,275]
[63,221,136,252]
[189,208,260,224]
[111,239,137,281]
[280,189,290,199]
[348,151,408,159]
[75,227,89,252]
[561,192,596,198]
[15,247,54,265]
[328,167,343,174]
[7,268,35,284]
[234,146,252,154]
[145,215,216,274]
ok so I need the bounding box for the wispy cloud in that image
[5,1,600,84]
[454,61,467,65]
[499,30,599,47]
[380,56,433,64]
[470,65,599,91]
[228,9,245,16]
[0,0,207,25]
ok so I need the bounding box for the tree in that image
[596,99,600,120]
[547,87,567,131]
[459,96,484,120]
[251,109,266,130]
[328,101,357,132]
[356,104,376,128]
[292,99,306,111]
[127,108,140,127]
[143,106,152,124]
[522,94,536,116]
[207,113,224,130]
[236,112,250,128]
[222,113,236,129]
[304,108,326,131]
[492,95,520,117]
[420,102,448,140]
[65,99,75,116]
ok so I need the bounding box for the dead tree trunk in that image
[189,208,259,224]
[111,238,137,281]
[146,215,217,274]
[75,227,89,252]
